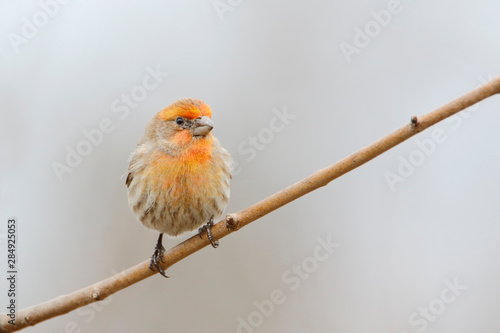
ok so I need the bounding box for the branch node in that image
[92,291,101,301]
[225,214,240,231]
[410,115,419,127]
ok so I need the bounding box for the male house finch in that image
[126,99,232,277]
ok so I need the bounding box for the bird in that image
[126,99,232,277]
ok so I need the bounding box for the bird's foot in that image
[149,233,169,278]
[198,218,219,248]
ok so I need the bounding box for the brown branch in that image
[2,77,500,332]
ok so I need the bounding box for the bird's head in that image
[148,98,215,151]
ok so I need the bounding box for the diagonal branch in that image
[2,77,500,332]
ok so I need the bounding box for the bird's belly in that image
[129,172,229,236]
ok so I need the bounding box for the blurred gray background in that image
[1,0,500,332]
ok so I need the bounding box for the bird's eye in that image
[175,117,184,125]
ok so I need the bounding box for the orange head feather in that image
[157,98,212,121]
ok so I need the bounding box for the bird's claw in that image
[149,234,169,278]
[199,218,219,248]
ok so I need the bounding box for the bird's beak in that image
[192,116,214,137]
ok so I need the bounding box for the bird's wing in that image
[125,172,133,187]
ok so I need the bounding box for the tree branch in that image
[2,77,500,332]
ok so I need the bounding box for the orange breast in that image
[144,139,218,204]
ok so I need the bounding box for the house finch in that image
[126,99,232,277]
